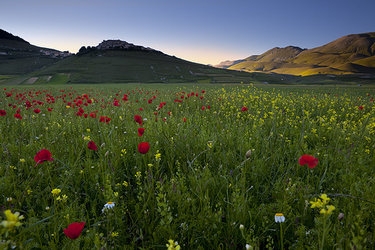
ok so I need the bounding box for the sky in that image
[2,0,375,65]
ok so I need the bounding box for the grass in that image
[29,50,255,84]
[0,83,375,249]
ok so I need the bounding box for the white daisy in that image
[102,201,115,213]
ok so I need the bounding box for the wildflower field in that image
[1,83,375,249]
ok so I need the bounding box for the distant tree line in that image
[77,46,97,55]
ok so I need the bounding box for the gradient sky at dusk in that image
[2,0,374,65]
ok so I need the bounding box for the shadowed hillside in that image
[25,40,256,84]
[0,29,70,75]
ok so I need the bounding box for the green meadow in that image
[1,83,375,249]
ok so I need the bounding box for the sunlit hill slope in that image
[226,32,375,76]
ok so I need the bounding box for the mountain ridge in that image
[0,29,255,84]
[1,29,375,85]
[220,32,375,76]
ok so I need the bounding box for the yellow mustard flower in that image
[155,150,161,161]
[310,193,335,216]
[320,205,336,216]
[166,239,181,250]
[51,188,61,196]
[111,231,119,237]
[1,210,24,230]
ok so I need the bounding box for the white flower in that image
[245,244,252,250]
[275,213,285,223]
[102,201,115,213]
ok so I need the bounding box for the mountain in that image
[0,29,29,43]
[0,31,255,84]
[28,39,255,84]
[2,29,375,85]
[214,59,245,69]
[225,32,375,76]
[0,29,71,75]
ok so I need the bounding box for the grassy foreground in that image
[1,83,375,249]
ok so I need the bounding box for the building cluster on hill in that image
[39,49,71,58]
[96,39,154,51]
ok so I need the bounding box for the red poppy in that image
[137,127,145,137]
[134,114,143,126]
[63,222,85,240]
[241,106,248,112]
[358,105,364,110]
[87,140,98,151]
[14,113,22,120]
[298,154,319,169]
[34,148,54,165]
[157,102,166,110]
[89,112,96,118]
[138,142,150,154]
[99,116,111,123]
[0,109,6,116]
[113,99,120,106]
[33,108,41,114]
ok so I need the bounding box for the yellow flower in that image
[1,210,24,230]
[111,231,119,237]
[56,194,68,202]
[320,194,330,204]
[310,194,335,216]
[135,171,142,179]
[120,148,127,156]
[309,198,324,209]
[19,159,26,163]
[51,188,61,196]
[166,239,181,250]
[320,205,336,216]
[155,150,161,161]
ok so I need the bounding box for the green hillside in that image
[31,48,254,84]
[0,31,256,84]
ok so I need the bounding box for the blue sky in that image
[2,0,374,65]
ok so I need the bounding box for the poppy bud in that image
[245,150,252,159]
[338,212,344,221]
